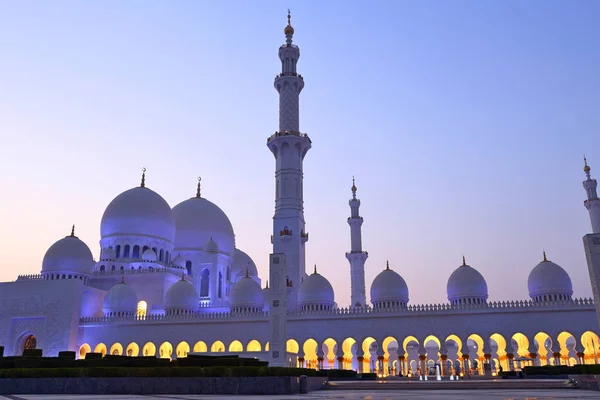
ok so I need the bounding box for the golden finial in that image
[584,155,591,173]
[351,176,357,193]
[140,167,146,188]
[462,255,466,266]
[313,264,317,274]
[284,9,294,36]
[196,176,202,198]
[70,225,75,237]
[543,251,548,262]
[386,261,390,270]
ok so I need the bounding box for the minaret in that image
[584,157,600,233]
[267,11,311,310]
[345,177,368,307]
[582,156,600,326]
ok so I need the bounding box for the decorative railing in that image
[16,274,44,281]
[93,266,185,277]
[267,131,312,143]
[79,298,595,325]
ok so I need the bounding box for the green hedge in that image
[522,365,582,376]
[0,366,317,379]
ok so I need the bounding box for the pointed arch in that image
[193,341,207,353]
[286,339,299,354]
[176,341,190,358]
[126,342,139,357]
[94,343,107,357]
[229,340,243,352]
[142,342,156,357]
[247,340,262,352]
[211,340,225,352]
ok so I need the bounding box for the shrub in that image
[22,349,42,358]
[58,351,76,359]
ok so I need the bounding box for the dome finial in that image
[313,264,317,274]
[386,260,390,270]
[462,255,466,266]
[265,280,269,289]
[584,155,591,177]
[70,224,75,237]
[181,272,185,281]
[140,167,146,188]
[245,266,249,278]
[284,9,294,41]
[196,176,202,198]
[351,176,357,198]
[543,250,548,262]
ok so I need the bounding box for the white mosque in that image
[3,14,600,377]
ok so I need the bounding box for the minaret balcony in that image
[267,131,312,144]
[280,227,293,237]
[300,231,309,242]
[275,72,303,79]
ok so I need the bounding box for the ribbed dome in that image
[142,249,157,261]
[164,278,198,312]
[172,196,235,255]
[103,281,138,316]
[230,276,264,311]
[528,254,573,301]
[298,268,335,310]
[232,249,258,279]
[42,232,94,276]
[370,263,409,307]
[203,236,219,253]
[447,258,488,305]
[101,186,175,242]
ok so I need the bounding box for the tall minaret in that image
[584,156,600,233]
[267,11,311,310]
[582,157,600,326]
[345,177,368,307]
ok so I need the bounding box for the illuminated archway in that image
[78,343,91,359]
[229,340,243,352]
[581,331,600,364]
[512,333,530,357]
[265,341,270,351]
[247,340,262,352]
[534,332,552,365]
[362,337,377,373]
[110,342,123,356]
[382,336,399,376]
[211,340,225,352]
[286,339,299,354]
[342,337,357,370]
[303,339,318,369]
[175,341,190,358]
[193,341,207,352]
[94,343,107,357]
[159,341,173,359]
[137,301,147,318]
[142,342,156,357]
[323,338,337,369]
[126,342,139,357]
[557,332,576,365]
[490,333,508,370]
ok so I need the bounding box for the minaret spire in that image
[346,177,368,307]
[583,156,600,233]
[284,9,294,45]
[196,177,202,198]
[70,224,75,237]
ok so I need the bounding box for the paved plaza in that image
[2,389,600,400]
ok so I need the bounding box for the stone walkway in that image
[3,389,600,399]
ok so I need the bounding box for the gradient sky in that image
[0,0,599,306]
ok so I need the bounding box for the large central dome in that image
[172,194,235,255]
[101,186,175,242]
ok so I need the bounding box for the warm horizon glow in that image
[0,1,599,306]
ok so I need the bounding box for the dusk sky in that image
[0,0,599,306]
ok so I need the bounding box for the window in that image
[115,245,121,258]
[218,272,223,298]
[124,245,130,258]
[185,261,192,275]
[133,245,140,259]
[137,301,147,318]
[200,269,210,297]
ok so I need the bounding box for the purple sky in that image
[0,0,599,306]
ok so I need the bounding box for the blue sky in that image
[0,0,598,306]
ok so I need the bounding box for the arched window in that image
[200,269,210,297]
[218,272,223,298]
[132,245,140,259]
[159,249,164,262]
[124,245,130,258]
[143,246,149,253]
[111,265,115,271]
[24,335,37,350]
[185,261,192,275]
[165,251,170,263]
[137,301,147,318]
[100,265,105,272]
[152,247,158,255]
[115,245,121,258]
[227,266,231,281]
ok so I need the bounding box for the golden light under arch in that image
[79,343,91,359]
[176,341,190,358]
[94,343,107,357]
[110,342,123,356]
[286,339,299,354]
[193,341,207,352]
[229,340,243,352]
[126,342,139,357]
[247,340,262,352]
[142,342,156,357]
[211,340,225,352]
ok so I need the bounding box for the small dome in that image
[103,281,138,316]
[142,249,157,262]
[447,258,488,305]
[231,248,258,278]
[528,253,573,301]
[370,263,409,307]
[164,278,198,312]
[298,267,335,309]
[172,196,235,255]
[230,276,264,311]
[42,231,94,276]
[203,237,219,253]
[101,186,175,242]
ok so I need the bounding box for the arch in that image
[247,340,262,352]
[362,337,377,373]
[490,333,508,370]
[159,341,173,359]
[142,342,156,357]
[303,338,318,369]
[211,340,225,352]
[193,341,207,352]
[124,245,130,258]
[382,336,399,376]
[558,331,576,365]
[126,342,139,357]
[94,343,107,357]
[265,341,270,351]
[200,269,210,297]
[110,342,123,356]
[21,333,37,353]
[176,341,190,358]
[581,331,600,363]
[229,340,243,352]
[323,338,337,369]
[402,336,420,355]
[136,301,147,318]
[286,339,299,354]
[78,343,91,359]
[342,337,357,371]
[534,332,552,365]
[132,245,140,259]
[512,333,530,358]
